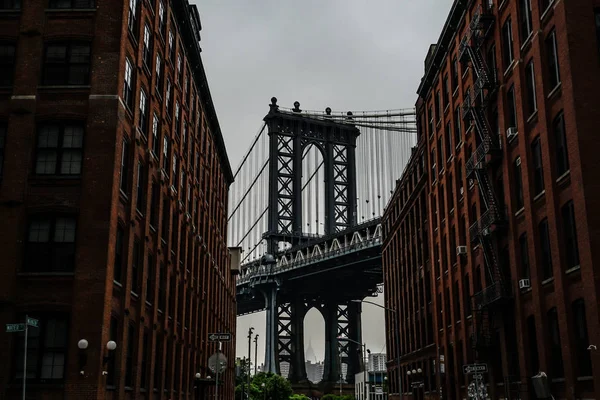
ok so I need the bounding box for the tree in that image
[289,395,310,400]
[250,372,293,400]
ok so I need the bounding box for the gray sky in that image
[194,0,452,368]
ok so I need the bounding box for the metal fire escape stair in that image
[460,3,512,350]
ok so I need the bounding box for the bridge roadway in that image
[236,218,383,315]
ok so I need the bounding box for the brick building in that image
[384,0,600,399]
[0,1,237,399]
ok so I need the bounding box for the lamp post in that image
[261,382,266,400]
[254,334,259,376]
[77,339,89,376]
[407,368,423,400]
[247,327,254,391]
[338,335,368,400]
[352,299,402,400]
[195,372,201,400]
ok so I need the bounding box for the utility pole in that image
[254,334,259,375]
[247,327,254,391]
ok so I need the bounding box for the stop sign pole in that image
[6,315,39,400]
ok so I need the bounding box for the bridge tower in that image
[259,98,363,385]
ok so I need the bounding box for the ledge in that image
[548,82,562,100]
[556,170,571,186]
[566,265,581,275]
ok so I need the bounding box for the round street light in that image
[106,341,117,351]
[406,371,412,376]
[411,369,417,375]
[417,368,422,374]
[195,372,201,379]
[78,339,89,350]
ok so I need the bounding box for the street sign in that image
[26,317,39,328]
[463,363,488,374]
[6,323,25,333]
[208,332,232,342]
[208,352,228,373]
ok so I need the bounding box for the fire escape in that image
[459,3,512,352]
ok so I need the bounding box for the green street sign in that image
[26,317,39,328]
[6,323,25,333]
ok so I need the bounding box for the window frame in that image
[539,218,553,280]
[553,112,569,176]
[502,18,514,71]
[525,60,537,116]
[119,138,130,194]
[519,0,533,42]
[561,200,580,269]
[142,24,152,70]
[0,122,7,178]
[24,215,77,273]
[531,137,544,195]
[42,42,91,86]
[123,58,134,111]
[0,42,16,87]
[514,157,524,210]
[546,29,561,90]
[35,122,84,176]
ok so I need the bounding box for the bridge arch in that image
[301,143,326,236]
[303,306,325,383]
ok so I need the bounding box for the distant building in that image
[306,360,324,383]
[368,353,387,372]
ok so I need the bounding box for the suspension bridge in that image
[228,97,416,394]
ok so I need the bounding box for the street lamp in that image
[351,299,402,400]
[338,335,368,400]
[261,382,266,400]
[77,339,89,376]
[194,372,201,400]
[102,340,117,376]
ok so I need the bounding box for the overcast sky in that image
[194,0,452,370]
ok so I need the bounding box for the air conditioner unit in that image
[482,228,491,236]
[456,246,468,255]
[519,279,531,289]
[506,127,518,141]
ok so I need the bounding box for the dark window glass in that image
[519,0,533,41]
[43,43,90,86]
[547,308,564,378]
[463,274,471,317]
[136,162,145,213]
[431,148,436,181]
[158,263,166,311]
[428,105,434,136]
[25,216,76,272]
[165,79,172,116]
[146,253,154,304]
[531,137,544,195]
[451,57,458,91]
[553,112,569,175]
[13,315,68,381]
[572,299,592,376]
[120,139,130,193]
[168,31,175,61]
[540,0,552,15]
[0,123,6,177]
[443,75,449,106]
[514,157,524,210]
[519,233,530,279]
[123,59,134,110]
[525,60,537,116]
[35,123,84,176]
[125,324,135,387]
[445,122,452,160]
[437,137,443,169]
[527,315,540,374]
[139,88,149,135]
[453,281,460,322]
[114,226,124,283]
[127,0,138,37]
[174,101,180,138]
[444,288,451,327]
[49,0,94,8]
[158,1,166,36]
[448,175,454,212]
[539,218,553,279]
[487,44,497,84]
[0,43,16,86]
[435,91,441,122]
[152,113,160,156]
[0,0,20,9]
[154,334,162,389]
[131,239,141,293]
[140,330,149,388]
[507,85,518,129]
[162,135,169,172]
[150,182,159,228]
[143,24,152,69]
[454,107,461,146]
[546,30,561,90]
[161,198,169,240]
[561,200,580,269]
[502,18,514,70]
[155,53,163,98]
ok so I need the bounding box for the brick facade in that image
[384,0,600,399]
[0,1,237,399]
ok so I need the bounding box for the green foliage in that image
[248,372,293,400]
[321,395,355,400]
[289,394,310,400]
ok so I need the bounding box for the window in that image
[131,238,141,293]
[596,9,600,57]
[146,253,154,303]
[437,137,443,170]
[49,0,94,8]
[442,75,449,107]
[140,330,149,388]
[25,216,76,272]
[136,162,146,213]
[142,24,152,69]
[158,1,166,36]
[487,44,497,83]
[139,88,149,135]
[453,281,460,322]
[174,101,180,137]
[463,274,471,317]
[165,79,172,116]
[123,58,134,110]
[161,198,169,240]
[519,233,530,279]
[152,113,160,156]
[0,43,15,86]
[114,226,124,282]
[514,157,524,210]
[547,308,564,378]
[539,219,553,279]
[127,0,138,36]
[13,315,68,381]
[162,136,169,171]
[0,0,20,9]
[546,30,560,90]
[107,317,118,385]
[451,57,458,92]
[519,0,533,41]
[0,123,5,177]
[502,18,514,70]
[43,43,90,86]
[172,153,178,182]
[120,138,130,193]
[168,31,175,61]
[177,53,182,83]
[155,53,163,97]
[35,123,84,176]
[531,138,544,195]
[561,200,580,269]
[506,85,517,130]
[158,263,166,311]
[525,60,537,116]
[553,112,569,176]
[431,148,436,181]
[445,122,452,160]
[526,315,540,374]
[125,324,135,387]
[454,107,461,146]
[435,91,441,122]
[572,299,592,376]
[150,182,159,228]
[428,105,434,136]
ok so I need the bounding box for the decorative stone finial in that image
[293,101,301,113]
[346,111,354,121]
[269,97,279,113]
[325,107,332,115]
[271,97,277,105]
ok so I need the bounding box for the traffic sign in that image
[463,363,488,374]
[6,323,25,333]
[26,317,39,328]
[208,332,232,342]
[208,352,228,373]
